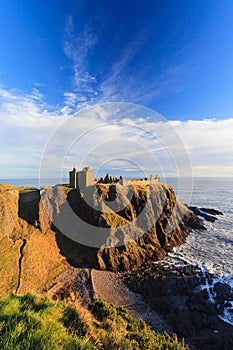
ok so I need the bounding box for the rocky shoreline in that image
[123,258,233,350]
[1,183,232,348]
[121,207,233,349]
[43,253,233,349]
[188,206,223,223]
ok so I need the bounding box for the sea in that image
[1,176,233,325]
[165,177,233,326]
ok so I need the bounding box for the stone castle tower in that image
[69,166,95,189]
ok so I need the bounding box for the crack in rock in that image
[15,238,26,294]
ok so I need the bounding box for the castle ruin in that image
[69,166,160,189]
[69,166,95,189]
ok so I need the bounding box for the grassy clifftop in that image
[0,294,189,350]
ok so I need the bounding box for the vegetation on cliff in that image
[0,181,204,296]
[0,182,203,349]
[40,182,204,271]
[0,294,188,350]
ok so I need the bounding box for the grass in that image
[89,299,189,350]
[0,184,28,191]
[0,294,189,350]
[0,294,94,350]
[0,238,22,294]
[0,184,18,190]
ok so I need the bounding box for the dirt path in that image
[45,266,170,333]
[91,269,170,333]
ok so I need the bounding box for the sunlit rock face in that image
[39,181,204,271]
[0,181,204,295]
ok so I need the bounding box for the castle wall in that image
[77,169,94,188]
[85,170,94,186]
[69,169,77,188]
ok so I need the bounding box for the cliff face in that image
[95,182,203,271]
[39,182,204,271]
[0,181,204,295]
[0,187,66,296]
[0,188,19,239]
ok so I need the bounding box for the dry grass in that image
[0,183,28,191]
[101,211,129,228]
[0,237,22,295]
[0,183,17,190]
[17,228,66,295]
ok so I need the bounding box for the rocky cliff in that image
[0,181,204,295]
[39,182,204,271]
[0,185,66,296]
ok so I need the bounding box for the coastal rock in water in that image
[182,211,206,230]
[200,207,223,216]
[188,206,220,222]
[124,263,233,350]
[213,282,233,304]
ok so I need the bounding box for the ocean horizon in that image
[1,176,233,189]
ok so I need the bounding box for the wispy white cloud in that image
[171,118,233,176]
[99,33,145,101]
[133,116,233,177]
[64,16,98,85]
[0,85,67,177]
[0,86,232,179]
[62,16,98,112]
[39,103,233,179]
[100,54,186,104]
[62,16,187,111]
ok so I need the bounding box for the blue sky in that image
[0,0,233,179]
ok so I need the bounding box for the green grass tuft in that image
[0,294,94,350]
[88,298,189,349]
[0,294,189,350]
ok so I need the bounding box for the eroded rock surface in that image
[40,182,204,271]
[124,262,233,350]
[0,181,204,295]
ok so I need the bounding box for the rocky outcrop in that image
[123,262,233,350]
[188,206,223,222]
[0,181,205,295]
[0,237,22,295]
[39,182,204,272]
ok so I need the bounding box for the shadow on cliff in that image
[18,190,40,226]
[54,230,100,268]
[53,188,103,269]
